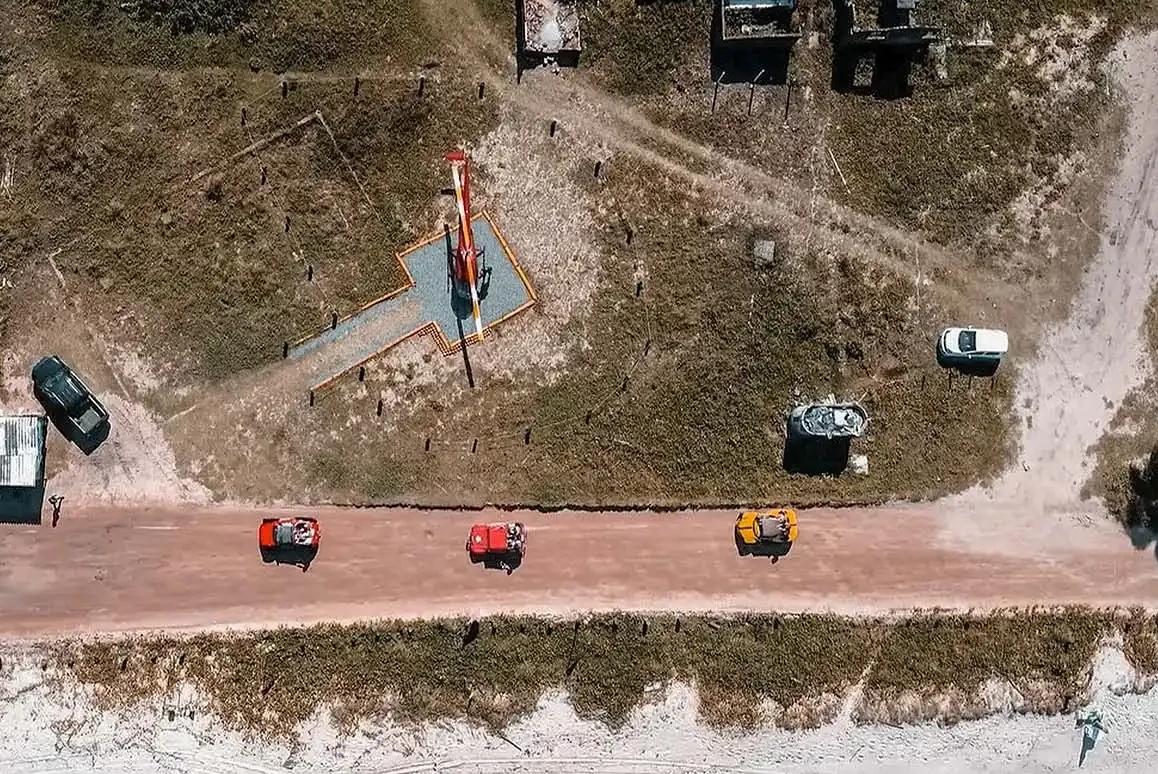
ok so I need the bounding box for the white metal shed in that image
[0,415,48,523]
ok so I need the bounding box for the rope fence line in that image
[351,292,660,455]
[181,111,321,189]
[315,111,378,212]
[235,113,336,312]
[225,76,557,379]
[204,93,422,361]
[45,70,666,442]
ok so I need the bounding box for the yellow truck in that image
[735,509,798,558]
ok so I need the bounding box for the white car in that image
[937,327,1008,373]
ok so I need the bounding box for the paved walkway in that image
[289,214,535,390]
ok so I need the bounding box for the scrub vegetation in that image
[54,609,1137,739]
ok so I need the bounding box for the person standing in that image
[48,495,64,528]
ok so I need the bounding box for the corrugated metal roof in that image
[0,415,47,488]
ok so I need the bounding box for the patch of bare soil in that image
[46,394,212,505]
[0,268,211,505]
[947,30,1158,546]
[471,102,603,383]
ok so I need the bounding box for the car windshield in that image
[44,370,87,414]
[63,374,95,416]
[958,330,977,352]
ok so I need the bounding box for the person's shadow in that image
[1126,523,1158,563]
[1077,714,1105,766]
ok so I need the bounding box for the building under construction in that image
[833,0,940,97]
[712,0,801,83]
[518,0,581,69]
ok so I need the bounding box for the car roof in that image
[42,367,88,410]
[973,329,1009,352]
[941,327,1008,351]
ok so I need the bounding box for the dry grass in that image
[509,156,1013,504]
[298,148,1013,506]
[859,610,1110,723]
[52,609,1141,739]
[579,0,1156,254]
[3,1,498,389]
[1122,609,1158,675]
[33,0,438,71]
[58,615,873,736]
[580,0,711,97]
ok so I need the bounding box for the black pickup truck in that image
[31,356,111,454]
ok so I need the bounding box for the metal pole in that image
[748,69,765,117]
[783,79,793,126]
[712,70,725,114]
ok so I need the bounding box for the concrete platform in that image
[290,213,536,393]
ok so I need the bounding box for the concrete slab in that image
[402,213,536,354]
[290,213,536,393]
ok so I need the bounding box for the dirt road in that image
[981,35,1158,514]
[1,503,1155,638]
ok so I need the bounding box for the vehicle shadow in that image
[783,436,852,476]
[474,551,524,575]
[1126,524,1158,565]
[937,357,1000,378]
[40,406,110,456]
[735,533,792,561]
[260,545,318,572]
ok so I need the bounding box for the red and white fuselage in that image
[445,149,485,340]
